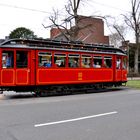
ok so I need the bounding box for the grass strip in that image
[127,80,140,89]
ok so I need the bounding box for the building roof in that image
[50,16,109,44]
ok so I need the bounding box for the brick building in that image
[50,16,109,44]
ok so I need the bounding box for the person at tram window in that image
[81,60,86,68]
[95,62,101,68]
[6,54,12,68]
[93,63,96,68]
[71,59,78,67]
[60,61,65,67]
[116,59,121,69]
[104,60,108,68]
[44,59,51,67]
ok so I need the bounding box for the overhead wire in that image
[0,3,51,14]
[87,0,131,13]
[0,1,132,38]
[0,1,131,16]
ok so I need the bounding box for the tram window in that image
[2,51,14,68]
[16,51,28,68]
[123,57,127,69]
[104,56,112,68]
[54,53,66,67]
[68,54,80,68]
[38,52,52,68]
[93,56,102,68]
[81,55,92,68]
[116,57,121,69]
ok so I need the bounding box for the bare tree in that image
[108,0,140,74]
[109,33,123,47]
[123,0,140,74]
[109,24,127,47]
[43,0,89,41]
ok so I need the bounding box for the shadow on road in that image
[0,87,129,100]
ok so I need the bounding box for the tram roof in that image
[0,38,126,55]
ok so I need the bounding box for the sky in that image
[0,0,131,39]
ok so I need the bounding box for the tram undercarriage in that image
[0,81,126,96]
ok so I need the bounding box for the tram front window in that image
[2,51,14,68]
[123,57,127,69]
[116,57,121,69]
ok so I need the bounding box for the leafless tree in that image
[109,24,127,47]
[107,0,140,74]
[43,0,90,41]
[109,33,123,47]
[123,0,140,74]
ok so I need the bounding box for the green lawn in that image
[127,80,140,89]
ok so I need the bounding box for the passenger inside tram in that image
[6,54,12,68]
[44,59,51,67]
[95,62,101,68]
[2,51,13,68]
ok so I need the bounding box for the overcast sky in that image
[0,0,131,39]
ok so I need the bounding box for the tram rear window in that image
[2,51,14,68]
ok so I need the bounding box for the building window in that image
[2,51,14,68]
[38,52,52,68]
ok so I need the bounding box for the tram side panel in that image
[30,50,36,86]
[36,68,113,85]
[35,50,114,86]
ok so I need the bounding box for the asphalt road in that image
[0,87,140,140]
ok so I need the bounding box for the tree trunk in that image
[134,45,139,74]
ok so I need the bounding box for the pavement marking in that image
[34,111,117,127]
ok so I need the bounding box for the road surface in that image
[0,87,140,140]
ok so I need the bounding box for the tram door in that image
[1,50,31,86]
[15,50,31,85]
[115,56,122,81]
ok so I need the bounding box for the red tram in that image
[0,38,127,96]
